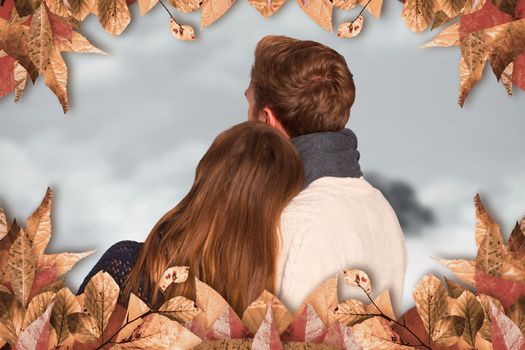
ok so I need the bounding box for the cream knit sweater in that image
[275,176,408,315]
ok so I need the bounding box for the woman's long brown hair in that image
[122,121,304,316]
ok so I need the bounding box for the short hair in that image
[250,35,356,138]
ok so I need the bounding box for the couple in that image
[77,35,408,317]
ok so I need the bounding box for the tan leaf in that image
[43,43,68,113]
[69,0,95,21]
[451,289,484,347]
[50,287,81,345]
[296,0,333,32]
[157,266,189,292]
[59,31,106,54]
[13,62,29,102]
[413,274,448,341]
[26,187,52,266]
[0,21,39,81]
[461,0,487,14]
[66,312,100,343]
[138,0,158,14]
[194,277,229,331]
[438,0,467,18]
[293,275,338,328]
[242,289,293,334]
[474,194,500,248]
[521,215,525,234]
[333,298,373,326]
[84,271,119,336]
[444,277,467,298]
[42,250,94,277]
[501,254,525,283]
[360,0,382,18]
[486,19,525,80]
[432,315,465,346]
[28,2,54,74]
[168,18,195,41]
[23,290,55,329]
[337,15,364,38]
[352,316,412,349]
[45,0,71,17]
[169,0,200,13]
[8,228,35,306]
[489,300,525,349]
[431,10,453,30]
[15,300,55,350]
[111,313,202,349]
[159,295,200,325]
[401,0,434,33]
[508,221,525,259]
[14,0,43,16]
[476,219,505,277]
[478,294,503,342]
[333,0,358,10]
[200,0,235,28]
[96,0,131,36]
[421,22,459,48]
[365,289,396,321]
[343,269,371,294]
[116,292,150,342]
[459,56,482,107]
[0,291,25,345]
[507,296,525,335]
[249,0,285,17]
[435,258,476,286]
[0,209,7,241]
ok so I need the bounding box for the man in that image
[245,35,408,314]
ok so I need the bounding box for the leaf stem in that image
[351,0,372,23]
[158,0,179,24]
[95,309,155,350]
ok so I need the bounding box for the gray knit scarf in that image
[291,128,363,189]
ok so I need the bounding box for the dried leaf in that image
[476,268,525,309]
[251,303,283,350]
[13,62,28,102]
[451,289,484,347]
[28,2,53,74]
[508,222,525,260]
[438,0,467,18]
[116,292,150,342]
[294,275,337,329]
[323,321,360,349]
[492,0,518,16]
[8,228,35,306]
[26,187,52,266]
[421,22,459,48]
[45,0,71,17]
[158,295,200,324]
[168,18,195,40]
[333,0,358,10]
[361,0,382,18]
[343,269,371,294]
[282,303,327,343]
[200,0,235,28]
[431,10,453,30]
[474,194,500,248]
[333,298,373,326]
[337,15,364,38]
[194,277,229,332]
[478,293,504,342]
[66,312,100,343]
[475,202,506,276]
[138,0,158,14]
[169,0,200,13]
[444,276,467,298]
[84,271,119,337]
[23,290,55,329]
[249,0,285,16]
[43,41,68,112]
[365,289,396,321]
[59,31,106,54]
[0,209,7,241]
[14,0,43,16]
[0,291,25,345]
[42,250,94,277]
[0,21,39,82]
[205,304,251,340]
[431,315,465,346]
[486,19,525,80]
[15,300,55,350]
[296,0,333,31]
[352,316,412,349]
[413,274,448,341]
[51,287,81,345]
[96,0,131,36]
[401,0,434,33]
[507,296,525,335]
[489,299,525,349]
[242,289,293,335]
[69,0,95,21]
[112,313,202,349]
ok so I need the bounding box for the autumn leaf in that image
[323,321,359,349]
[296,0,333,31]
[43,250,95,277]
[451,289,484,347]
[46,0,72,18]
[205,304,251,340]
[431,10,454,29]
[192,277,229,336]
[1,17,39,82]
[421,22,460,48]
[168,17,195,40]
[115,292,150,342]
[365,289,396,321]
[59,31,106,54]
[489,299,525,349]
[251,303,283,350]
[478,293,504,342]
[14,0,43,17]
[431,315,465,346]
[282,303,327,343]
[363,0,383,19]
[294,275,337,329]
[13,62,29,102]
[249,0,285,17]
[83,271,120,339]
[28,2,54,74]
[14,300,55,350]
[158,295,200,325]
[0,208,7,241]
[8,227,35,306]
[506,296,525,334]
[486,18,525,80]
[333,298,373,326]
[242,289,293,335]
[66,312,101,343]
[50,287,81,345]
[438,0,467,18]
[23,290,55,329]
[412,273,448,343]
[96,0,131,36]
[333,0,358,10]
[337,17,365,38]
[69,0,95,21]
[138,0,158,14]
[0,291,25,345]
[476,268,525,309]
[200,0,235,28]
[492,0,519,15]
[343,269,372,294]
[352,316,412,349]
[444,276,467,298]
[26,187,52,266]
[401,0,434,32]
[169,0,200,13]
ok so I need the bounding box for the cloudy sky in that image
[0,0,524,314]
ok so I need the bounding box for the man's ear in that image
[263,107,290,139]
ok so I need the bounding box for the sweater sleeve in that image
[76,240,143,299]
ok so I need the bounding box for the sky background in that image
[0,0,524,314]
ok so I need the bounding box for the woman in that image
[76,121,304,316]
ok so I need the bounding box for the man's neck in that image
[291,128,363,189]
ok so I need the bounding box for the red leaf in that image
[27,265,58,302]
[322,321,360,349]
[512,53,525,90]
[517,0,525,17]
[45,4,72,42]
[0,55,15,98]
[476,269,525,309]
[489,300,525,349]
[0,0,14,20]
[13,301,54,350]
[281,303,326,343]
[205,305,251,340]
[252,303,283,350]
[459,0,513,37]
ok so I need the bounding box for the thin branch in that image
[351,0,372,24]
[95,309,155,350]
[158,0,178,23]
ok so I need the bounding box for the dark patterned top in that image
[76,240,145,304]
